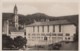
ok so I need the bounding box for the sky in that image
[3,2,78,16]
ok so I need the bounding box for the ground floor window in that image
[65,37,71,40]
[66,33,70,36]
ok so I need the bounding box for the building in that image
[2,5,25,38]
[26,20,76,46]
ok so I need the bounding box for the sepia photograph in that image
[2,1,78,51]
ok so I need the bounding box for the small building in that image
[26,20,76,46]
[10,27,26,39]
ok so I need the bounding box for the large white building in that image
[26,20,76,46]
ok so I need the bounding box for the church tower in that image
[14,5,19,30]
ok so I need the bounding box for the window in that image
[41,37,43,40]
[65,37,70,40]
[32,34,35,36]
[58,34,63,36]
[48,37,50,39]
[24,32,26,35]
[53,25,55,32]
[52,37,56,40]
[42,25,44,32]
[28,34,30,36]
[41,34,45,36]
[28,37,30,38]
[65,37,67,40]
[33,26,35,32]
[57,37,63,40]
[66,33,70,36]
[38,26,39,32]
[47,25,49,32]
[59,25,61,32]
[47,33,51,36]
[37,34,40,36]
[52,33,56,36]
[68,37,70,40]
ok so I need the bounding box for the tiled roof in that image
[26,20,72,27]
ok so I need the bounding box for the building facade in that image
[26,20,76,46]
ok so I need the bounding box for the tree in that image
[2,34,14,49]
[73,33,78,42]
[14,36,27,49]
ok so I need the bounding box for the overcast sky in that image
[3,2,78,16]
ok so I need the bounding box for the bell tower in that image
[14,5,19,30]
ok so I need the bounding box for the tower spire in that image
[14,4,19,30]
[14,4,18,14]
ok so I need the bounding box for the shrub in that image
[14,36,27,49]
[2,34,14,50]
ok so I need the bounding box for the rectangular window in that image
[24,32,26,35]
[28,34,30,36]
[32,34,35,36]
[66,33,70,36]
[38,26,39,32]
[41,34,45,36]
[58,34,63,36]
[47,34,51,36]
[52,33,56,36]
[33,26,35,32]
[53,25,55,32]
[47,25,49,32]
[42,25,44,32]
[59,25,61,32]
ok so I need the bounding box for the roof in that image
[9,26,26,32]
[26,20,73,27]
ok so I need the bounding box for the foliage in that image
[2,34,14,49]
[3,13,78,25]
[73,34,78,42]
[14,36,27,49]
[48,43,62,50]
